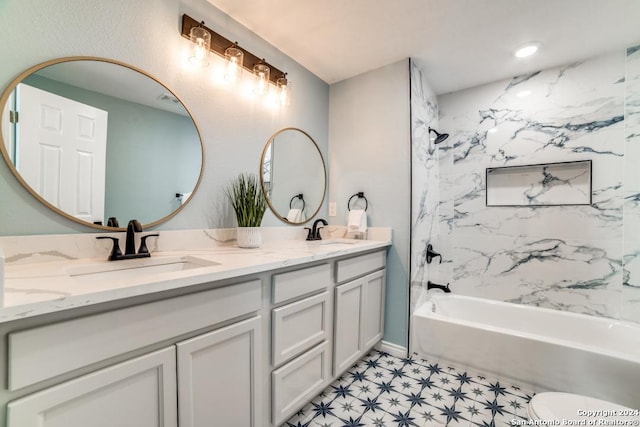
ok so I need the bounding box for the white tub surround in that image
[0,227,391,321]
[412,294,640,409]
[624,44,640,322]
[409,59,442,318]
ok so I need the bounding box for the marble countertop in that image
[1,238,390,323]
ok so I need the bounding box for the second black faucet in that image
[305,218,328,241]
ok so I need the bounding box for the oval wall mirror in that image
[261,127,326,224]
[0,57,204,230]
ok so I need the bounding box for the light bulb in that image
[277,76,290,106]
[253,63,270,97]
[188,24,210,67]
[224,46,244,83]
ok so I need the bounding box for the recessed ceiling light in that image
[515,43,540,58]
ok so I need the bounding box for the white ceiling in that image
[37,61,189,116]
[206,0,640,94]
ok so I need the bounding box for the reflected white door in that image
[2,90,15,157]
[16,83,107,224]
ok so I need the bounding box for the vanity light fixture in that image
[253,61,270,97]
[188,21,211,67]
[277,73,291,106]
[514,43,540,58]
[180,14,287,89]
[224,44,243,83]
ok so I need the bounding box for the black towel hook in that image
[347,192,368,211]
[289,194,306,211]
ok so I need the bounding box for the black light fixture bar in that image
[181,14,286,85]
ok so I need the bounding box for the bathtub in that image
[411,293,640,409]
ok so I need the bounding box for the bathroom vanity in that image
[0,229,390,427]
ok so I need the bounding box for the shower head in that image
[428,127,449,144]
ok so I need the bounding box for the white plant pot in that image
[236,227,262,248]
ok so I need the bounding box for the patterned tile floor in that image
[285,350,534,427]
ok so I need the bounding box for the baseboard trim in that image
[376,340,408,358]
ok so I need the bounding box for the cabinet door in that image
[7,347,177,427]
[362,270,386,350]
[177,316,262,427]
[333,278,364,376]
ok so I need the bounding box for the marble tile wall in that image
[409,59,441,315]
[411,49,640,323]
[623,45,640,322]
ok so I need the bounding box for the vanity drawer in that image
[271,341,330,426]
[8,279,261,391]
[272,263,330,304]
[272,291,330,367]
[336,250,386,283]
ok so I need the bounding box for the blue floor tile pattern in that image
[285,350,533,427]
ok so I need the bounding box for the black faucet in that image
[305,218,328,241]
[96,219,159,261]
[427,280,451,293]
[125,219,142,255]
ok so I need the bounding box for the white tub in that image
[411,293,640,409]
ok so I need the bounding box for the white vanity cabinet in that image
[5,280,263,427]
[7,347,177,427]
[333,252,386,377]
[0,242,390,427]
[177,316,262,427]
[270,263,333,426]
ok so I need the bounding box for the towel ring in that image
[347,192,368,211]
[289,194,306,211]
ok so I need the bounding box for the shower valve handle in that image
[426,244,442,264]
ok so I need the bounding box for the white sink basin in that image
[318,239,358,246]
[316,239,360,249]
[68,256,219,283]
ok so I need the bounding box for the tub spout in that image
[427,280,451,293]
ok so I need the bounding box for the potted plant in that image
[227,173,267,248]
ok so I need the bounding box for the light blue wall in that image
[0,0,329,235]
[329,60,411,349]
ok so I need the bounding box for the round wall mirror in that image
[261,127,326,224]
[0,57,204,230]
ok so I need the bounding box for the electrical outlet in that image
[329,202,337,217]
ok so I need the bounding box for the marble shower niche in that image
[486,160,592,207]
[411,46,640,324]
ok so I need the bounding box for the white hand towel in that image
[287,209,302,222]
[348,209,367,233]
[180,192,192,205]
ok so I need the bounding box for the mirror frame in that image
[260,127,326,225]
[0,56,205,231]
